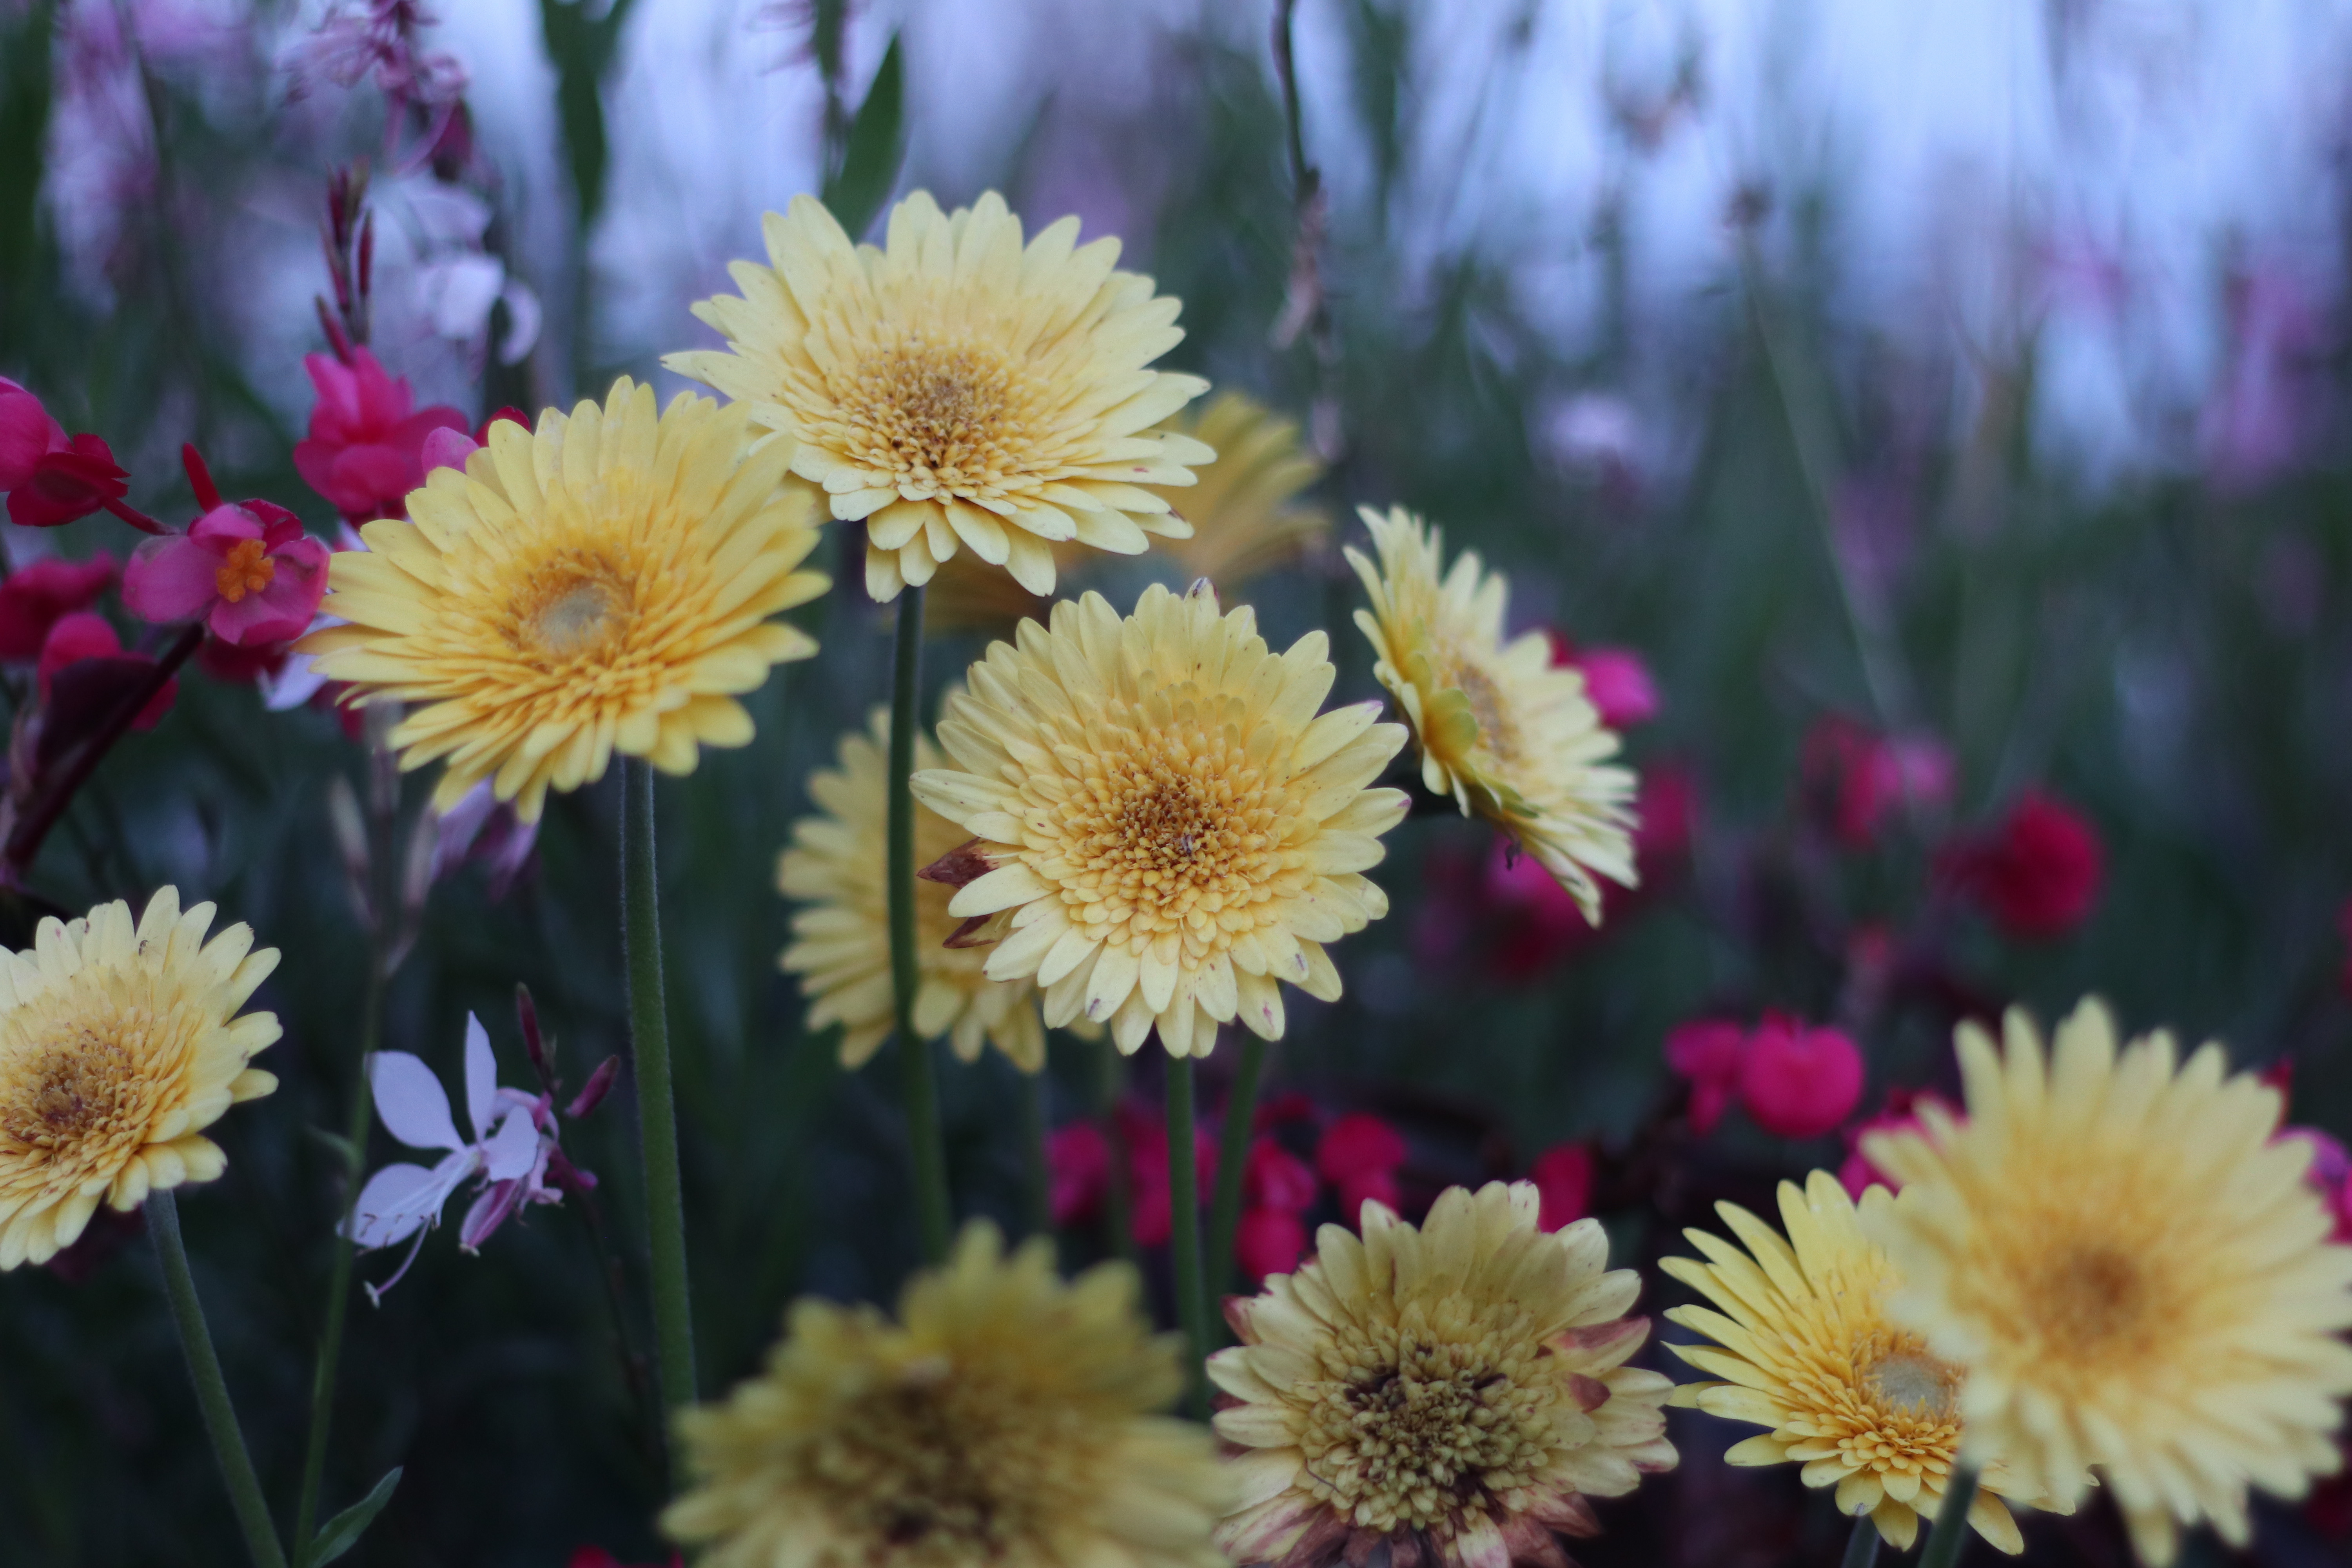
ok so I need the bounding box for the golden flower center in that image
[1445,654,1521,766]
[2027,1240,2168,1361]
[1294,1318,1557,1532]
[216,539,276,603]
[0,1009,176,1176]
[1042,711,1307,959]
[516,567,632,663]
[1862,1348,1959,1422]
[833,334,1031,500]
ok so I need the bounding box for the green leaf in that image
[308,1466,402,1567]
[821,34,907,241]
[537,0,646,229]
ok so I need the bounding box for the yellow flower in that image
[1211,1181,1676,1568]
[1863,999,2352,1565]
[299,380,828,822]
[0,889,278,1269]
[909,582,1407,1059]
[664,1220,1229,1568]
[1346,506,1635,921]
[779,708,1046,1072]
[1662,1170,2038,1553]
[666,190,1212,603]
[927,390,1331,632]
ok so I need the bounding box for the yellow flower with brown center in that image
[1212,1181,1676,1568]
[1662,1169,2038,1552]
[1864,999,2352,1566]
[779,708,1045,1072]
[1345,506,1635,922]
[299,380,828,822]
[663,1220,1230,1568]
[0,888,279,1269]
[665,190,1212,603]
[908,582,1407,1059]
[927,389,1330,632]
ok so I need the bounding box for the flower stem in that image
[1205,1031,1268,1311]
[621,757,697,1425]
[1840,1513,1880,1568]
[1165,1056,1211,1421]
[1099,1041,1137,1266]
[1020,1065,1053,1248]
[147,1190,290,1568]
[1919,1464,1980,1568]
[887,585,951,1266]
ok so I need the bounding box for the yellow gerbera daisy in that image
[780,707,1046,1072]
[299,379,828,822]
[666,190,1212,603]
[926,389,1329,632]
[664,1220,1230,1568]
[1863,999,2352,1565]
[1345,506,1635,920]
[0,888,278,1269]
[1662,1169,2038,1553]
[1211,1181,1676,1568]
[908,582,1407,1059]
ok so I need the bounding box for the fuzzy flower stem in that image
[148,1190,290,1568]
[1166,1056,1211,1420]
[621,757,698,1426]
[1840,1514,1881,1568]
[1206,1031,1268,1310]
[1918,1464,1980,1568]
[888,586,952,1265]
[1020,1064,1053,1248]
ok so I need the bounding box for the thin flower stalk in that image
[1843,1515,1882,1568]
[888,586,951,1264]
[1206,1031,1269,1302]
[1920,1466,1982,1568]
[1165,1057,1210,1421]
[622,758,697,1423]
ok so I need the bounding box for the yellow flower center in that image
[1862,1348,1960,1422]
[1446,655,1521,764]
[523,572,630,661]
[831,333,1032,501]
[0,1007,180,1181]
[1293,1313,1561,1532]
[215,538,276,603]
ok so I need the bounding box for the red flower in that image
[1837,1087,1956,1197]
[1530,1142,1595,1231]
[1234,1206,1308,1283]
[1664,1018,1748,1134]
[37,613,175,730]
[1737,1014,1864,1139]
[7,432,132,529]
[1242,1136,1319,1215]
[1802,714,1954,847]
[1939,789,2104,940]
[122,451,331,647]
[292,348,469,521]
[0,377,67,491]
[0,554,118,660]
[1553,639,1660,730]
[1046,1122,1111,1228]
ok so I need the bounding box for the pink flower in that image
[1552,638,1659,730]
[1837,1087,1956,1197]
[123,452,330,646]
[1315,1113,1408,1219]
[1235,1206,1308,1283]
[2278,1127,2352,1243]
[1939,789,2104,940]
[1530,1142,1595,1231]
[1124,1107,1219,1248]
[1738,1014,1864,1140]
[0,553,118,660]
[1664,1018,1748,1134]
[1242,1136,1319,1215]
[0,376,68,491]
[1046,1121,1111,1228]
[292,347,469,521]
[1802,715,1955,847]
[7,433,132,529]
[37,612,174,730]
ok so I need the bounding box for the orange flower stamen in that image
[215,539,276,604]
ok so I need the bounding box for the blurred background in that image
[4,0,2352,1563]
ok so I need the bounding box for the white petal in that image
[482,1108,539,1182]
[370,1052,464,1152]
[463,1013,498,1142]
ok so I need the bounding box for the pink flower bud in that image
[1664,1018,1748,1135]
[1738,1015,1864,1140]
[565,1056,621,1121]
[1530,1142,1595,1231]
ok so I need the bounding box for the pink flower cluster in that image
[1802,713,1955,847]
[293,347,469,522]
[1046,1104,1219,1250]
[1666,1013,1866,1140]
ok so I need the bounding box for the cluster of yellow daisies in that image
[0,188,2344,1568]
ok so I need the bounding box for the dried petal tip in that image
[916,838,995,889]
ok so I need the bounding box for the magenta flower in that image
[1736,1014,1864,1139]
[123,451,330,646]
[1313,1112,1407,1218]
[292,347,469,521]
[37,612,176,730]
[0,376,67,491]
[1664,1017,1748,1134]
[1529,1142,1595,1232]
[0,553,119,660]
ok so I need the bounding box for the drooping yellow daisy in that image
[0,888,279,1269]
[299,379,827,822]
[1863,999,2352,1566]
[1212,1181,1676,1568]
[926,388,1329,632]
[665,190,1212,603]
[1346,506,1635,921]
[1663,1169,2039,1553]
[908,582,1407,1059]
[664,1220,1230,1568]
[779,707,1045,1072]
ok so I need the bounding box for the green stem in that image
[147,1191,290,1568]
[1205,1032,1268,1310]
[621,758,697,1424]
[1099,1042,1136,1267]
[1165,1057,1210,1421]
[1020,1065,1052,1248]
[1919,1464,1980,1568]
[887,585,952,1265]
[1840,1513,1880,1568]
